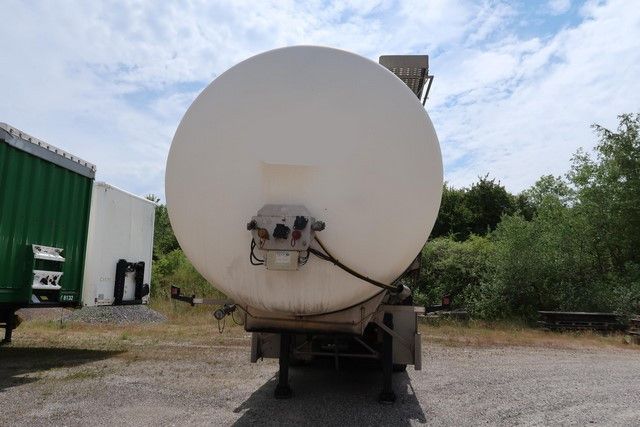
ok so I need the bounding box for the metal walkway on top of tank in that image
[379,55,434,105]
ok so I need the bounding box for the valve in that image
[291,229,302,247]
[257,228,270,240]
[311,221,326,231]
[257,228,270,248]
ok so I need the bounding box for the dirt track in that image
[1,329,639,426]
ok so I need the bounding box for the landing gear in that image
[379,312,396,404]
[393,363,407,372]
[274,333,293,399]
[1,309,15,344]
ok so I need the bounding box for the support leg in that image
[379,312,396,404]
[2,310,14,344]
[274,333,293,399]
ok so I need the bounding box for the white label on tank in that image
[275,252,291,265]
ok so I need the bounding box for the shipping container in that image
[0,122,95,340]
[82,182,155,306]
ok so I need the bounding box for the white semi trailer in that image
[166,46,442,402]
[82,182,155,306]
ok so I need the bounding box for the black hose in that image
[250,239,264,265]
[250,234,405,293]
[309,237,403,293]
[314,236,335,259]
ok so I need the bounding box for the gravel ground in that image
[1,339,639,426]
[17,305,167,324]
[63,305,167,324]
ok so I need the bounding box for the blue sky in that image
[1,0,638,199]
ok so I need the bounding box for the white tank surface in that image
[166,46,442,316]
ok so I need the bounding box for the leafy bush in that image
[475,208,607,320]
[417,235,492,309]
[420,113,640,321]
[147,194,224,301]
[152,249,224,300]
[609,263,640,319]
[431,175,519,240]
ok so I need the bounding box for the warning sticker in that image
[275,252,291,265]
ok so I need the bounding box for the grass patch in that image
[420,318,636,350]
[14,303,248,353]
[150,297,235,325]
[10,303,638,356]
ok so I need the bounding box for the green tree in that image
[146,195,180,259]
[474,203,609,320]
[145,196,222,299]
[152,249,223,299]
[512,193,536,221]
[423,113,640,319]
[430,184,472,240]
[430,176,517,240]
[522,174,573,208]
[418,235,492,309]
[569,113,640,272]
[465,175,515,236]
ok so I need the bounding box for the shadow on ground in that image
[0,346,122,393]
[233,359,426,426]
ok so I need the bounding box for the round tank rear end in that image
[165,46,442,315]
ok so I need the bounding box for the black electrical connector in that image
[273,223,291,239]
[214,304,236,320]
[294,216,308,230]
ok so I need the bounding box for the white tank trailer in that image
[166,46,442,402]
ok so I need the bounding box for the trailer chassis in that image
[171,286,423,403]
[0,301,81,344]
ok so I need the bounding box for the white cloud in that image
[548,0,572,15]
[0,0,637,197]
[433,0,640,190]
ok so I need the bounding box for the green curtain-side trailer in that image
[0,123,95,341]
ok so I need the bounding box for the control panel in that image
[247,204,325,270]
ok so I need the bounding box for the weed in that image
[420,318,636,350]
[62,368,105,381]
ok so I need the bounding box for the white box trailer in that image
[82,182,155,306]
